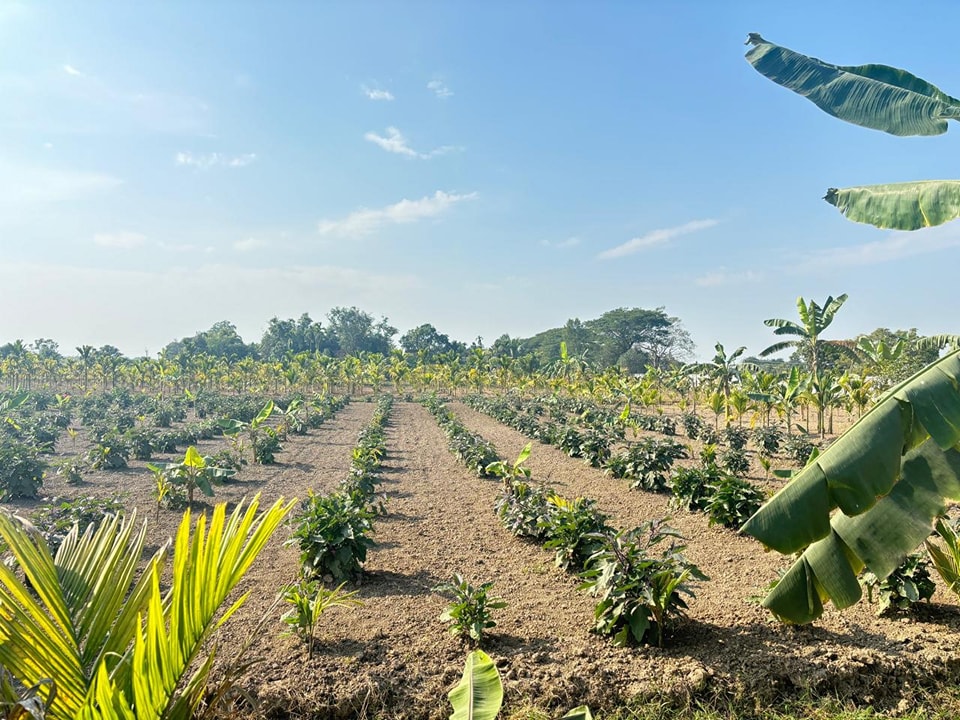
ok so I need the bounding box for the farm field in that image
[6,392,960,719]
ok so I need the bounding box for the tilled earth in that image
[6,400,960,719]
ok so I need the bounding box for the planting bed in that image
[4,400,960,718]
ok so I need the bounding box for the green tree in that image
[400,323,464,362]
[326,306,396,356]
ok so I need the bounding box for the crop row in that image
[423,395,704,647]
[464,394,765,531]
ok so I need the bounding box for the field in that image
[5,390,960,720]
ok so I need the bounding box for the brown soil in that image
[6,400,960,719]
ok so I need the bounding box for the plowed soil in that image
[6,400,960,719]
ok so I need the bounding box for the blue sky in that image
[2,1,960,359]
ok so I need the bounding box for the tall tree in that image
[326,306,396,356]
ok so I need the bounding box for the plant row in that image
[425,397,706,647]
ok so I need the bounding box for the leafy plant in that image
[579,521,706,647]
[719,447,750,477]
[860,552,936,615]
[783,433,817,467]
[0,439,46,499]
[670,465,722,513]
[31,495,125,553]
[579,430,611,468]
[86,437,129,470]
[289,490,376,582]
[148,446,236,507]
[281,579,362,658]
[752,425,782,456]
[53,456,85,485]
[219,400,277,464]
[494,480,553,539]
[0,495,294,720]
[926,517,960,598]
[540,495,611,571]
[448,650,503,720]
[434,574,506,645]
[681,412,704,440]
[604,439,688,492]
[722,425,748,451]
[706,476,765,529]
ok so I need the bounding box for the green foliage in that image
[719,447,750,477]
[0,439,46,499]
[289,491,376,582]
[579,521,706,647]
[252,427,282,464]
[722,425,748,450]
[281,579,362,658]
[578,430,611,468]
[53,455,85,485]
[670,465,722,512]
[926,517,960,598]
[434,574,506,645]
[751,425,782,456]
[148,446,236,507]
[706,476,765,529]
[783,434,817,467]
[31,495,125,553]
[604,439,688,492]
[494,480,552,539]
[86,437,129,470]
[540,495,611,571]
[448,650,503,720]
[861,552,936,615]
[680,412,703,440]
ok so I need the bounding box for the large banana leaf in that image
[744,33,960,136]
[448,650,503,720]
[825,181,960,230]
[741,349,960,623]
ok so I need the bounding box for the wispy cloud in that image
[93,232,146,249]
[427,79,452,99]
[540,237,581,249]
[695,267,764,287]
[234,237,267,252]
[597,219,719,260]
[175,151,257,170]
[62,64,84,77]
[362,84,394,101]
[318,190,478,238]
[364,126,459,159]
[0,162,121,212]
[798,225,960,272]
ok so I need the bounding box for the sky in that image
[2,1,960,360]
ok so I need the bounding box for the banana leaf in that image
[742,349,960,623]
[825,181,960,230]
[448,650,503,720]
[745,33,960,137]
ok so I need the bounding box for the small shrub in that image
[720,447,750,477]
[579,430,611,468]
[722,425,748,450]
[31,494,125,552]
[861,552,936,615]
[751,425,782,456]
[605,439,688,492]
[288,491,376,582]
[494,480,553,539]
[434,574,506,645]
[579,521,706,647]
[53,456,86,485]
[556,427,584,458]
[670,465,722,512]
[705,476,765,529]
[252,428,282,464]
[699,425,719,445]
[0,440,46,499]
[540,496,611,571]
[681,413,703,440]
[86,437,129,470]
[784,434,818,467]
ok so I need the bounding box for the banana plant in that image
[741,350,960,624]
[148,446,236,507]
[0,495,294,719]
[219,399,275,464]
[745,34,960,229]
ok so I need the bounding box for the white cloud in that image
[427,79,452,98]
[798,225,960,272]
[364,126,459,159]
[318,190,478,238]
[93,232,146,249]
[362,85,394,101]
[175,151,257,170]
[540,237,581,249]
[234,237,267,252]
[63,64,83,77]
[695,268,764,287]
[597,219,720,260]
